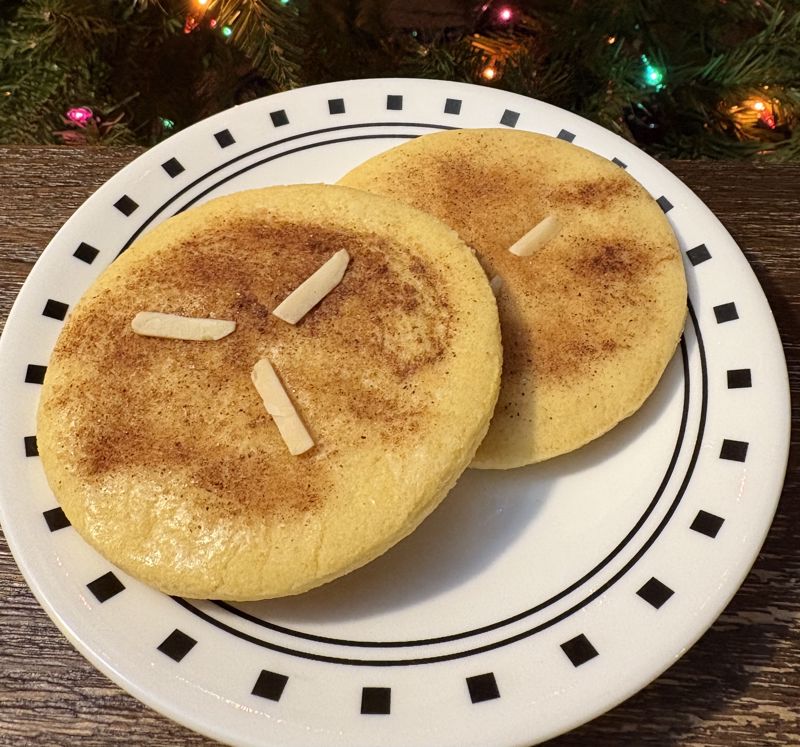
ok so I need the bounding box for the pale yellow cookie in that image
[37,184,502,600]
[339,128,687,468]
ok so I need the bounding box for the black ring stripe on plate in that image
[252,670,288,701]
[42,299,69,320]
[116,122,459,255]
[25,364,47,384]
[43,507,71,532]
[158,629,197,662]
[636,577,674,609]
[87,571,125,602]
[727,369,752,388]
[177,300,707,666]
[115,123,706,660]
[24,436,38,457]
[73,242,99,263]
[153,130,696,647]
[466,673,500,703]
[361,687,391,714]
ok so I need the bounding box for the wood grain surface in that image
[0,147,798,746]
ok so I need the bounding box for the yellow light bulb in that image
[752,100,766,111]
[482,66,496,80]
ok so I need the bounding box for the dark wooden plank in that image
[0,147,797,746]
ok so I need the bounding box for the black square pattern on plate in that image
[720,439,748,462]
[270,109,289,127]
[656,196,674,213]
[727,369,752,389]
[252,669,289,701]
[25,364,47,384]
[214,129,235,148]
[328,98,345,115]
[73,242,99,264]
[561,634,598,667]
[361,687,391,715]
[87,571,125,603]
[42,299,69,320]
[157,629,197,662]
[43,507,71,532]
[611,157,627,168]
[714,302,739,323]
[690,510,724,538]
[686,244,711,266]
[637,577,674,609]
[500,109,520,128]
[386,95,403,110]
[161,157,185,178]
[557,129,576,142]
[24,436,38,457]
[466,673,500,703]
[113,195,138,216]
[444,97,462,115]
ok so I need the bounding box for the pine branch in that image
[209,0,304,89]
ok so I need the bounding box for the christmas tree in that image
[1,0,798,159]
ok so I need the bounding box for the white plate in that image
[0,79,790,747]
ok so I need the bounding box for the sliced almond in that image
[489,275,503,295]
[131,312,235,340]
[508,215,561,257]
[272,249,350,324]
[251,358,314,456]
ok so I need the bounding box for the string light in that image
[752,100,766,111]
[482,65,497,80]
[607,35,616,44]
[221,25,232,37]
[160,117,175,130]
[498,6,513,21]
[196,0,208,5]
[66,106,93,126]
[641,55,665,90]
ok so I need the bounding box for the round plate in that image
[0,79,790,747]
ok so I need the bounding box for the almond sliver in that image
[131,312,235,340]
[251,358,314,456]
[272,249,350,324]
[508,215,561,257]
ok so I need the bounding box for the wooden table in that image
[1,147,798,746]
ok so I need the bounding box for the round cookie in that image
[338,128,687,468]
[37,184,502,600]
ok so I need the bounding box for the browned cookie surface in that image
[339,129,687,467]
[38,184,502,599]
